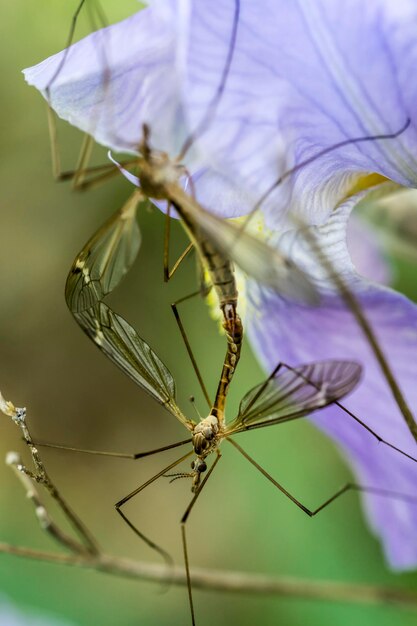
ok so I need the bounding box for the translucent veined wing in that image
[166,184,318,305]
[74,301,193,429]
[66,191,143,312]
[228,360,362,432]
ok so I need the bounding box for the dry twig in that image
[1,391,417,612]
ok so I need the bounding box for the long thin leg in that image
[115,450,193,563]
[45,0,86,97]
[163,202,194,282]
[181,451,222,626]
[239,409,417,465]
[163,208,212,411]
[71,134,94,189]
[45,0,94,188]
[86,0,108,30]
[47,105,62,182]
[70,160,136,191]
[171,294,212,410]
[47,108,136,189]
[163,203,172,282]
[334,400,417,464]
[32,438,191,460]
[227,438,417,517]
[276,362,417,465]
[168,243,194,281]
[177,0,240,161]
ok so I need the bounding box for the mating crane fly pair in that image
[61,122,417,500]
[61,169,363,625]
[36,2,417,623]
[57,125,417,625]
[51,45,417,626]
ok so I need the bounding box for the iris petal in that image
[25,1,417,224]
[181,0,417,225]
[246,197,417,569]
[23,5,184,154]
[347,214,391,285]
[23,3,253,217]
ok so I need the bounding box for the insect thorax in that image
[138,151,182,200]
[192,414,220,456]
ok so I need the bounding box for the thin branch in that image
[6,451,87,556]
[2,392,417,612]
[0,542,416,610]
[0,392,99,555]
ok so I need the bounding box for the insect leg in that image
[45,0,134,191]
[71,134,94,189]
[177,0,240,160]
[47,106,135,190]
[45,0,96,188]
[32,438,192,460]
[180,451,222,626]
[47,107,102,189]
[227,438,417,517]
[163,202,195,282]
[45,0,86,99]
[277,362,417,465]
[171,294,212,409]
[115,450,193,564]
[334,401,417,463]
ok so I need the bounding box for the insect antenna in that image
[189,396,203,422]
[163,473,191,484]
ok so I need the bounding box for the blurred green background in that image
[1,2,417,625]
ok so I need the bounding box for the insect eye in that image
[199,462,207,473]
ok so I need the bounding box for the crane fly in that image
[25,4,417,622]
[48,293,417,626]
[42,0,318,427]
[36,0,414,341]
[34,0,318,311]
[55,215,417,624]
[64,177,245,416]
[35,0,411,311]
[60,148,417,626]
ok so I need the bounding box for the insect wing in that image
[74,302,191,428]
[229,360,362,431]
[168,185,318,305]
[66,192,142,312]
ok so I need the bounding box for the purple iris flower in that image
[24,1,417,569]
